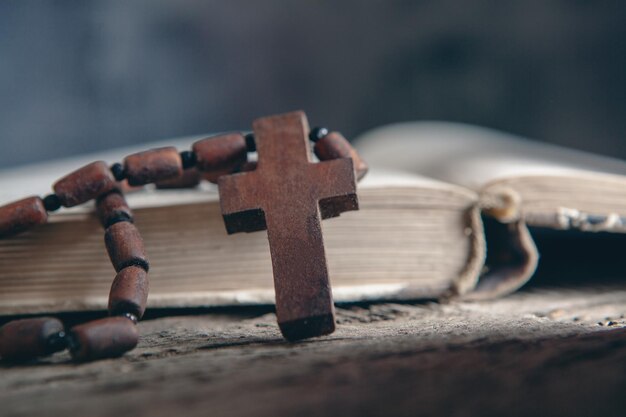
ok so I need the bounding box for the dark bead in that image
[245,132,256,152]
[96,190,133,228]
[0,196,48,238]
[309,127,329,143]
[179,150,197,169]
[110,163,126,181]
[108,265,149,319]
[0,317,66,361]
[104,221,149,272]
[122,313,139,324]
[42,194,62,212]
[68,317,139,362]
[47,330,68,352]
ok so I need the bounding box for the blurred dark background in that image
[0,0,625,168]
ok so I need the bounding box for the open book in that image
[1,122,625,315]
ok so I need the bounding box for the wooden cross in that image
[218,111,358,341]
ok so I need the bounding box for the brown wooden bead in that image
[314,132,369,180]
[53,161,117,207]
[115,180,142,194]
[240,160,258,172]
[155,168,202,189]
[96,190,133,228]
[202,168,233,184]
[108,266,149,319]
[104,221,149,272]
[68,317,138,362]
[202,162,256,184]
[200,161,260,183]
[0,317,65,361]
[123,147,183,186]
[0,196,48,238]
[192,133,247,175]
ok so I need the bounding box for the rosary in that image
[0,111,368,362]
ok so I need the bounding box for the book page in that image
[356,121,626,235]
[355,121,626,191]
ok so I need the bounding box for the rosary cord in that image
[0,127,368,362]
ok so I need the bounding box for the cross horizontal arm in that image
[309,158,359,219]
[218,171,267,234]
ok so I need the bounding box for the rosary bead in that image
[179,150,197,169]
[96,190,133,228]
[104,221,149,272]
[203,168,234,184]
[123,147,183,186]
[122,313,139,324]
[192,133,247,175]
[108,266,149,319]
[53,161,117,207]
[244,132,256,152]
[155,169,202,189]
[0,196,48,238]
[68,317,139,362]
[308,127,329,143]
[239,160,258,173]
[0,317,65,361]
[313,131,369,180]
[205,160,257,183]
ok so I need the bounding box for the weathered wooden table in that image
[2,285,625,417]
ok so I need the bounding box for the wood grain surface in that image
[1,284,625,417]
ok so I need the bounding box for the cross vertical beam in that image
[218,111,358,340]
